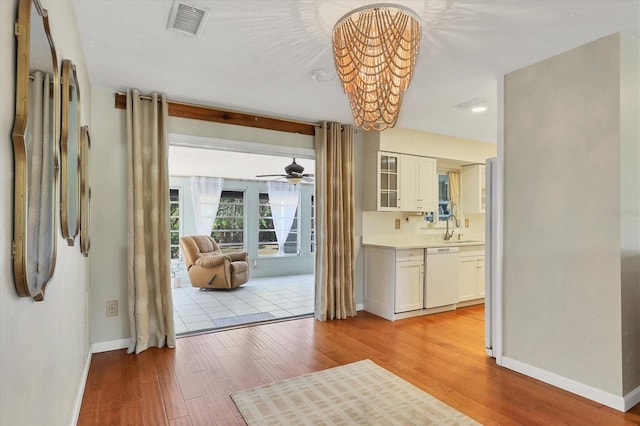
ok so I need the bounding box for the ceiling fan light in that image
[286,176,303,184]
[332,4,422,131]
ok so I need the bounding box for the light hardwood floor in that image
[78,305,640,425]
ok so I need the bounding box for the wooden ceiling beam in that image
[114,92,316,136]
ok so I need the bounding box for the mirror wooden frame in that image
[80,126,91,257]
[61,59,81,245]
[11,0,60,301]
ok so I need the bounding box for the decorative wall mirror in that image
[79,126,91,257]
[11,0,60,301]
[61,59,81,245]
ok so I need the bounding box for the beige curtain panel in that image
[448,171,460,217]
[126,89,176,354]
[314,122,356,320]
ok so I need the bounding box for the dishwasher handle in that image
[426,247,459,254]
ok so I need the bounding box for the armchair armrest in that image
[195,254,228,268]
[227,251,249,262]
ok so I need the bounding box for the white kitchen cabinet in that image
[364,151,401,211]
[400,155,437,213]
[458,250,485,303]
[395,255,424,313]
[364,247,424,320]
[460,164,486,214]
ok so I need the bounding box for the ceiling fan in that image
[256,158,314,184]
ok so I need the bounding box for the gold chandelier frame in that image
[332,3,422,131]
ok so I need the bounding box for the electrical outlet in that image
[465,218,470,228]
[395,219,401,229]
[106,300,118,317]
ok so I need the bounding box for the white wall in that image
[0,0,91,424]
[503,32,640,406]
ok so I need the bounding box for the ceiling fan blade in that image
[303,174,314,177]
[302,176,314,182]
[256,174,286,177]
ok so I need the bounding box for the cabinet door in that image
[418,157,437,213]
[476,257,485,298]
[460,164,486,214]
[395,261,424,313]
[399,155,419,211]
[378,152,400,211]
[458,257,477,302]
[401,155,437,212]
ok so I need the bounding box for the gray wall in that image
[0,1,92,424]
[503,33,639,398]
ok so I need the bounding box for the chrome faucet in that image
[444,214,460,240]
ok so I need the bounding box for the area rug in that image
[230,359,479,425]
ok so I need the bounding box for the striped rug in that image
[230,359,479,425]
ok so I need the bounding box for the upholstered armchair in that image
[179,235,249,289]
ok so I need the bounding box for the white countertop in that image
[362,235,485,249]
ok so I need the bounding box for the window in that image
[211,191,245,253]
[258,193,299,255]
[169,188,181,260]
[438,173,451,220]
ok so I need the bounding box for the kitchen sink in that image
[444,240,483,244]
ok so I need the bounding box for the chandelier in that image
[332,4,421,131]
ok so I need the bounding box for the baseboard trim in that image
[91,338,132,354]
[356,303,364,311]
[624,385,640,411]
[71,350,92,425]
[501,356,626,412]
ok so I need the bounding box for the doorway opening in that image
[168,141,315,335]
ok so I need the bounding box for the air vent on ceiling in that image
[167,1,210,37]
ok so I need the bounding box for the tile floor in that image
[172,273,314,335]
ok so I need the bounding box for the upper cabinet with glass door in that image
[460,164,486,214]
[377,152,401,211]
[363,150,400,211]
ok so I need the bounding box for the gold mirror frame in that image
[61,59,81,245]
[12,0,60,301]
[79,126,91,257]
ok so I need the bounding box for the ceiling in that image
[71,0,639,144]
[169,147,315,182]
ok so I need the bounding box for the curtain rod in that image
[114,91,320,135]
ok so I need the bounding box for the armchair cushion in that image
[195,254,227,268]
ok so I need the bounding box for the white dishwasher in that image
[425,247,460,308]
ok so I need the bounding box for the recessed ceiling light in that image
[455,97,488,113]
[310,69,336,83]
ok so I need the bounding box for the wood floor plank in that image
[140,380,168,426]
[156,361,189,420]
[184,396,216,426]
[80,306,640,425]
[120,398,145,426]
[169,416,193,426]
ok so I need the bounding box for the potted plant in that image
[170,262,184,288]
